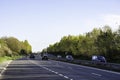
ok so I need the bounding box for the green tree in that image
[2,37,21,53]
[45,26,120,62]
[22,40,32,54]
[0,37,32,56]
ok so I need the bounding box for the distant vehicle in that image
[57,55,62,59]
[42,56,48,60]
[66,55,74,61]
[92,55,106,63]
[29,54,35,59]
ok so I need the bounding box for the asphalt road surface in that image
[0,57,120,80]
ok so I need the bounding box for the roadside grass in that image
[0,56,22,63]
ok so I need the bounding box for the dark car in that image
[57,55,62,59]
[42,56,48,60]
[29,54,35,59]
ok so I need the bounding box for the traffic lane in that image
[52,60,120,80]
[0,59,68,80]
[32,60,120,80]
[29,60,74,80]
[31,60,99,80]
[49,60,120,80]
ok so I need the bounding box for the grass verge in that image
[0,56,22,63]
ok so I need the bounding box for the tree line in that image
[46,26,120,63]
[0,37,32,57]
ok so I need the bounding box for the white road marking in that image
[0,69,5,77]
[54,71,58,74]
[51,70,55,73]
[0,60,12,77]
[64,76,69,79]
[92,73,102,76]
[29,60,74,80]
[58,74,64,76]
[53,60,120,75]
[3,68,6,70]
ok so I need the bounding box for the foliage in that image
[46,26,120,63]
[0,56,22,63]
[0,36,32,57]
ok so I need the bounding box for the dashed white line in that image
[58,74,64,76]
[29,60,74,80]
[43,67,74,80]
[54,71,58,74]
[64,75,69,79]
[51,70,55,73]
[44,67,70,79]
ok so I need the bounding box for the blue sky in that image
[0,0,120,52]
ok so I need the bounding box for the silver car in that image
[92,55,106,63]
[66,55,74,61]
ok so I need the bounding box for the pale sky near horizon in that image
[0,0,120,52]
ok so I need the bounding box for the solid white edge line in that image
[0,60,12,77]
[92,73,102,76]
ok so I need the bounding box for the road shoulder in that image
[0,60,12,76]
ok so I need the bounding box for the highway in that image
[0,57,120,80]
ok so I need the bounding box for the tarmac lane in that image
[1,57,120,80]
[0,59,68,80]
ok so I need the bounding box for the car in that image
[66,55,74,61]
[92,55,106,63]
[57,55,62,59]
[42,56,48,60]
[57,55,62,60]
[29,54,35,59]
